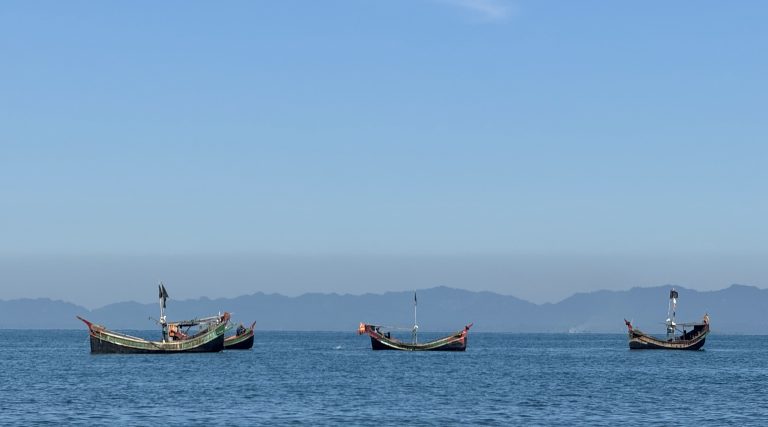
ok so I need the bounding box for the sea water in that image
[0,331,766,425]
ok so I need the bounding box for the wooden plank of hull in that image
[224,332,254,350]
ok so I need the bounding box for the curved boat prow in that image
[76,316,94,330]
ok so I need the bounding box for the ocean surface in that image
[0,330,766,425]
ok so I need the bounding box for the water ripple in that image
[0,331,767,425]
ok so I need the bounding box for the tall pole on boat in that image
[412,291,418,344]
[159,282,169,341]
[667,288,678,339]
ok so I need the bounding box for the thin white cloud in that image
[439,0,514,21]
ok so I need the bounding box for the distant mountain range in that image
[1,285,766,334]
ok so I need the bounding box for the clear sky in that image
[1,1,766,307]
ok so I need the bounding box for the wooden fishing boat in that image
[358,292,472,351]
[624,288,710,350]
[77,283,230,354]
[224,321,256,350]
[358,322,472,351]
[78,314,229,354]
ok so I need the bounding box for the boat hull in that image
[89,332,225,354]
[369,335,466,351]
[360,323,472,351]
[224,332,254,350]
[78,316,228,354]
[628,336,706,350]
[627,323,709,351]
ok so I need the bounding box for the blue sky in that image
[1,1,766,306]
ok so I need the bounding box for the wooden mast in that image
[412,291,418,344]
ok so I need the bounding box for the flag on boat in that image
[159,283,169,308]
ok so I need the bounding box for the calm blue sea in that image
[0,331,766,425]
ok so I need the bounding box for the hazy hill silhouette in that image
[1,285,765,333]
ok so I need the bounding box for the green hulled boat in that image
[224,321,256,350]
[77,283,230,354]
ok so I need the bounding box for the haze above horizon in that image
[1,1,766,307]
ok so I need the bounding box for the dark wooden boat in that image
[77,283,230,354]
[224,321,256,350]
[358,291,472,351]
[624,288,710,350]
[358,322,472,351]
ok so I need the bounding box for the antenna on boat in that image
[412,291,418,344]
[666,288,678,338]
